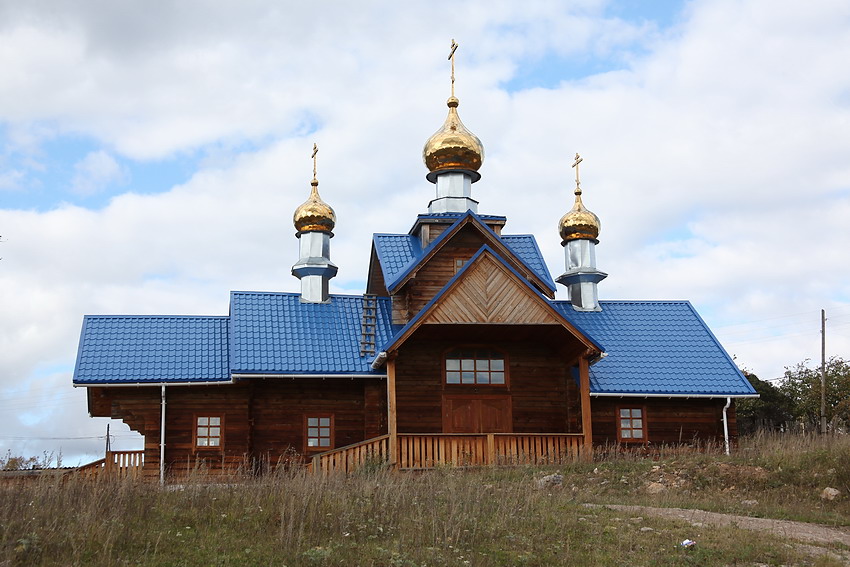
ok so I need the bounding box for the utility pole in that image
[821,309,827,434]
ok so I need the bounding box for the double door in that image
[442,395,512,433]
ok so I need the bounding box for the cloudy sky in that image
[2,0,850,465]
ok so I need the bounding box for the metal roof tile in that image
[229,291,392,375]
[73,315,230,384]
[553,300,756,397]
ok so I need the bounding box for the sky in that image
[2,0,850,465]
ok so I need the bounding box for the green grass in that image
[2,432,849,566]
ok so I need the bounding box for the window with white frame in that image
[195,416,222,448]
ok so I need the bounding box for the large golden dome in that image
[423,96,484,181]
[559,189,600,243]
[293,179,335,233]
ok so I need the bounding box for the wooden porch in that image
[75,450,145,480]
[310,433,584,475]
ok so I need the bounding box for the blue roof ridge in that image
[551,299,694,305]
[82,314,229,319]
[230,290,384,300]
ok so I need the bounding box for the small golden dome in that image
[559,188,600,243]
[293,179,336,233]
[423,97,484,181]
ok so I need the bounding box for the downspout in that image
[160,385,166,485]
[371,351,387,370]
[722,396,731,456]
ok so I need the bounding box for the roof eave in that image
[590,392,760,399]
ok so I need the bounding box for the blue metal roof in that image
[229,291,393,375]
[501,235,557,291]
[73,316,230,384]
[552,301,756,397]
[373,234,420,291]
[373,212,556,294]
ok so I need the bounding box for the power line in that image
[0,434,139,441]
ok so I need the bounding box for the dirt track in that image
[587,503,850,562]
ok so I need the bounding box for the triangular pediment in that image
[422,252,562,325]
[381,246,601,357]
[385,212,555,298]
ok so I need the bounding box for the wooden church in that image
[73,49,757,480]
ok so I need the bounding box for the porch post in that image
[579,356,593,459]
[387,357,398,468]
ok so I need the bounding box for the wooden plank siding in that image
[391,225,550,326]
[423,254,562,325]
[590,397,737,446]
[87,379,388,479]
[365,247,389,296]
[393,339,582,436]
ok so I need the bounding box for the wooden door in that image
[443,395,512,433]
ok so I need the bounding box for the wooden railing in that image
[311,433,583,474]
[311,435,390,475]
[397,433,583,469]
[75,450,145,480]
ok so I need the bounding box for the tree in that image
[779,356,850,430]
[736,372,795,434]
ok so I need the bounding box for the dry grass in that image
[2,433,848,566]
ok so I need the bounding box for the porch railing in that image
[311,433,583,474]
[310,435,391,475]
[75,450,145,479]
[397,433,583,469]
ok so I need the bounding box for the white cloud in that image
[70,150,126,196]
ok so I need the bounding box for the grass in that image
[2,432,849,566]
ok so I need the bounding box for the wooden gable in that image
[388,217,555,325]
[365,245,389,296]
[391,216,554,299]
[385,247,600,356]
[423,252,562,325]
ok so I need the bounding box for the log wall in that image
[590,397,738,446]
[394,339,580,434]
[88,378,387,479]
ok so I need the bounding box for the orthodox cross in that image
[448,39,458,98]
[572,153,583,194]
[312,143,319,180]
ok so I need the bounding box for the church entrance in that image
[442,395,512,433]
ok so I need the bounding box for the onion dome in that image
[293,178,336,233]
[559,187,601,243]
[423,96,484,182]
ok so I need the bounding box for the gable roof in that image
[73,315,230,385]
[500,235,557,290]
[553,301,757,397]
[372,234,420,289]
[381,245,602,356]
[229,291,393,376]
[373,211,556,296]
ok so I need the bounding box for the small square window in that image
[617,408,646,443]
[306,415,334,452]
[196,416,223,449]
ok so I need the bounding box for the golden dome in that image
[559,188,600,243]
[293,179,336,233]
[423,96,484,181]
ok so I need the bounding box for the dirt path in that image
[586,503,850,561]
